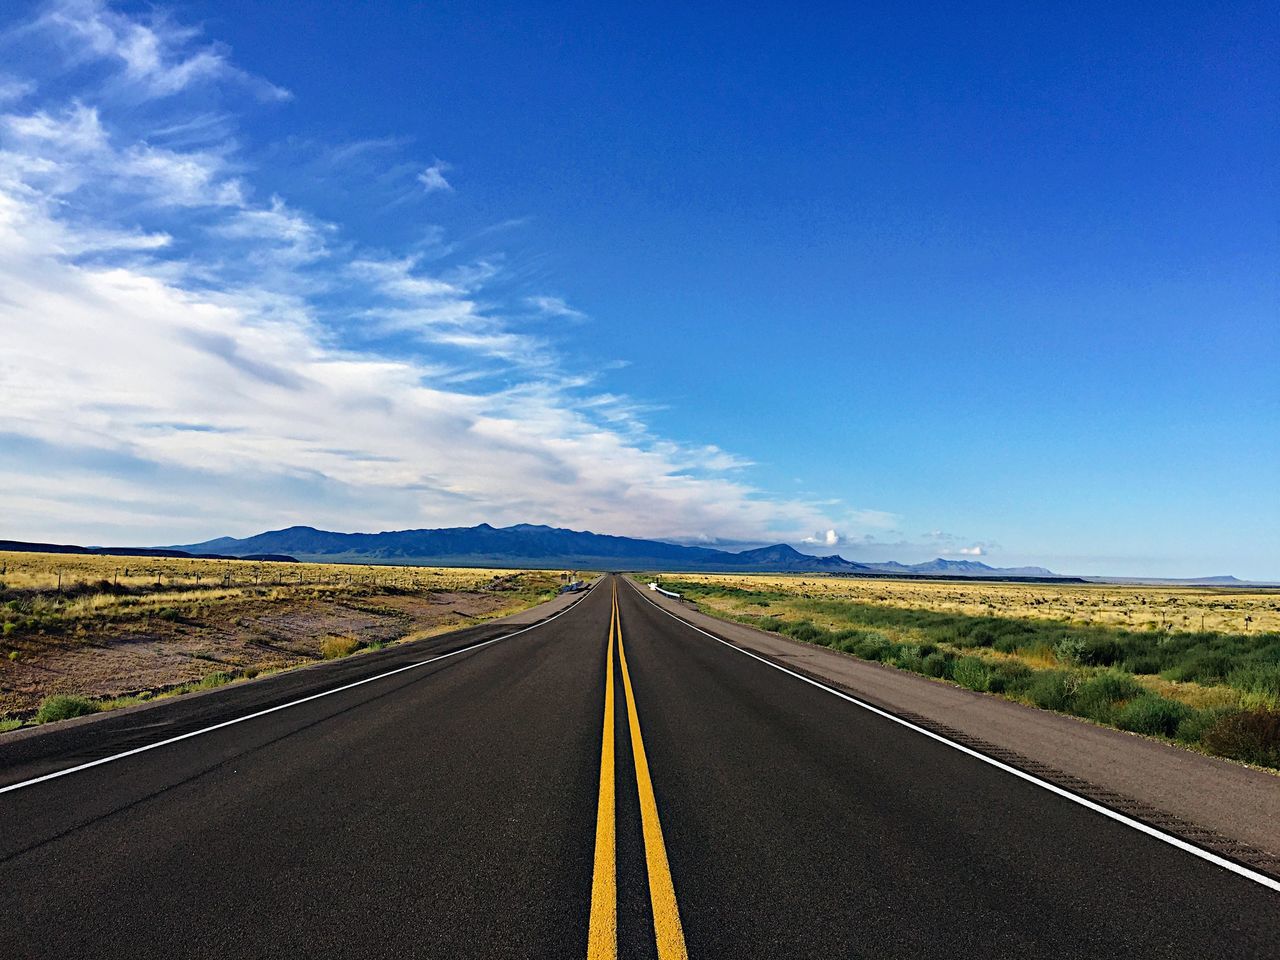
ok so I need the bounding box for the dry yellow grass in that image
[656,572,1280,635]
[0,550,546,597]
[1134,676,1243,711]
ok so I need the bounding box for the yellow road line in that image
[616,586,690,960]
[586,582,618,960]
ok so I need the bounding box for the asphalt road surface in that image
[3,576,1276,958]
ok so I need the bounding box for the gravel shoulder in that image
[633,581,1280,876]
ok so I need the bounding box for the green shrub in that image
[952,657,990,692]
[1116,695,1190,738]
[1174,708,1228,745]
[853,636,895,661]
[964,624,998,647]
[1054,637,1087,665]
[783,621,825,644]
[1202,709,1280,767]
[198,671,236,689]
[1162,652,1232,685]
[894,646,924,674]
[35,695,100,724]
[1124,656,1160,675]
[989,661,1032,695]
[1077,638,1124,667]
[1027,671,1077,711]
[992,635,1026,654]
[922,651,951,678]
[1072,671,1144,723]
[320,635,361,659]
[1226,663,1280,705]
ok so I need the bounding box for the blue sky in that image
[0,1,1276,578]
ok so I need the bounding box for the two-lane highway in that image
[3,575,1277,958]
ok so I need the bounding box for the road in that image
[2,575,1276,958]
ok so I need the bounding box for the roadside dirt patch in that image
[0,589,520,716]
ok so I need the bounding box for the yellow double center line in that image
[587,581,689,960]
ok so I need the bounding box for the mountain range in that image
[168,523,1072,579]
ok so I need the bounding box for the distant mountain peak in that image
[737,544,807,560]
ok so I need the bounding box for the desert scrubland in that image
[650,573,1280,770]
[0,551,567,727]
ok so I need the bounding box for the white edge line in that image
[625,579,1280,894]
[0,584,596,797]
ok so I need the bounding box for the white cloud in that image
[0,76,37,104]
[214,196,332,265]
[2,102,245,208]
[527,295,586,321]
[4,101,107,152]
[0,140,852,542]
[417,159,452,193]
[0,1,897,548]
[37,0,291,102]
[350,255,461,300]
[802,529,841,547]
[921,530,995,558]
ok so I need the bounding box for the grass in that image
[650,573,1280,770]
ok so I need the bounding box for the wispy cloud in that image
[33,0,291,101]
[527,295,586,321]
[213,197,333,266]
[2,101,245,207]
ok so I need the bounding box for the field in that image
[648,573,1280,770]
[0,551,572,728]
